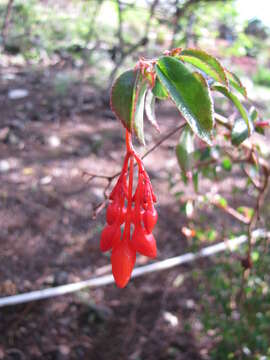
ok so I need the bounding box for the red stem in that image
[127,156,134,211]
[134,171,142,226]
[126,130,133,154]
[122,130,135,241]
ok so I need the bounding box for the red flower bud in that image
[131,226,157,258]
[106,202,121,225]
[131,208,144,224]
[100,224,121,252]
[143,207,158,233]
[111,240,136,288]
[100,130,158,287]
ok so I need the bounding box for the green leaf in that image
[156,56,214,145]
[225,69,247,98]
[251,251,259,262]
[212,85,253,134]
[237,206,254,219]
[249,106,258,122]
[222,156,232,171]
[207,229,217,242]
[145,90,160,132]
[218,196,228,208]
[176,126,195,173]
[255,125,265,135]
[179,48,228,86]
[192,171,199,192]
[231,118,249,146]
[110,69,148,144]
[152,77,168,99]
[110,69,137,132]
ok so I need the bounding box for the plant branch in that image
[142,121,186,159]
[108,0,159,88]
[83,121,186,217]
[1,0,14,47]
[247,169,270,258]
[116,0,124,49]
[236,157,270,304]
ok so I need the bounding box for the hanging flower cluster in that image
[100,131,158,288]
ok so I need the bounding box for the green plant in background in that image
[2,0,270,92]
[198,237,270,359]
[253,66,270,88]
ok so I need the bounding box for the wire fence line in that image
[0,229,268,308]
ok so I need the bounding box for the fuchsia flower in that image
[100,131,158,288]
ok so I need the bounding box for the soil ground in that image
[0,64,268,360]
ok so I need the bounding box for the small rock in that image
[22,280,32,291]
[0,280,17,295]
[59,345,70,356]
[48,135,61,148]
[186,299,195,309]
[2,73,16,81]
[54,271,68,285]
[43,275,55,285]
[163,311,178,327]
[0,160,10,172]
[8,89,29,100]
[88,303,113,322]
[40,176,52,185]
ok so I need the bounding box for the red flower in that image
[100,131,158,287]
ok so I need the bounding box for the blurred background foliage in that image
[1,0,270,118]
[0,1,270,358]
[0,0,270,97]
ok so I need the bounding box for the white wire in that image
[0,229,267,308]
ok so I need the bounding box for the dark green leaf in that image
[152,77,168,99]
[176,126,195,173]
[225,69,247,98]
[192,171,199,192]
[212,85,253,134]
[179,48,228,86]
[255,125,265,135]
[199,147,211,161]
[249,106,258,122]
[145,90,160,132]
[207,229,217,242]
[231,118,249,146]
[110,69,137,132]
[156,56,214,145]
[110,69,148,144]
